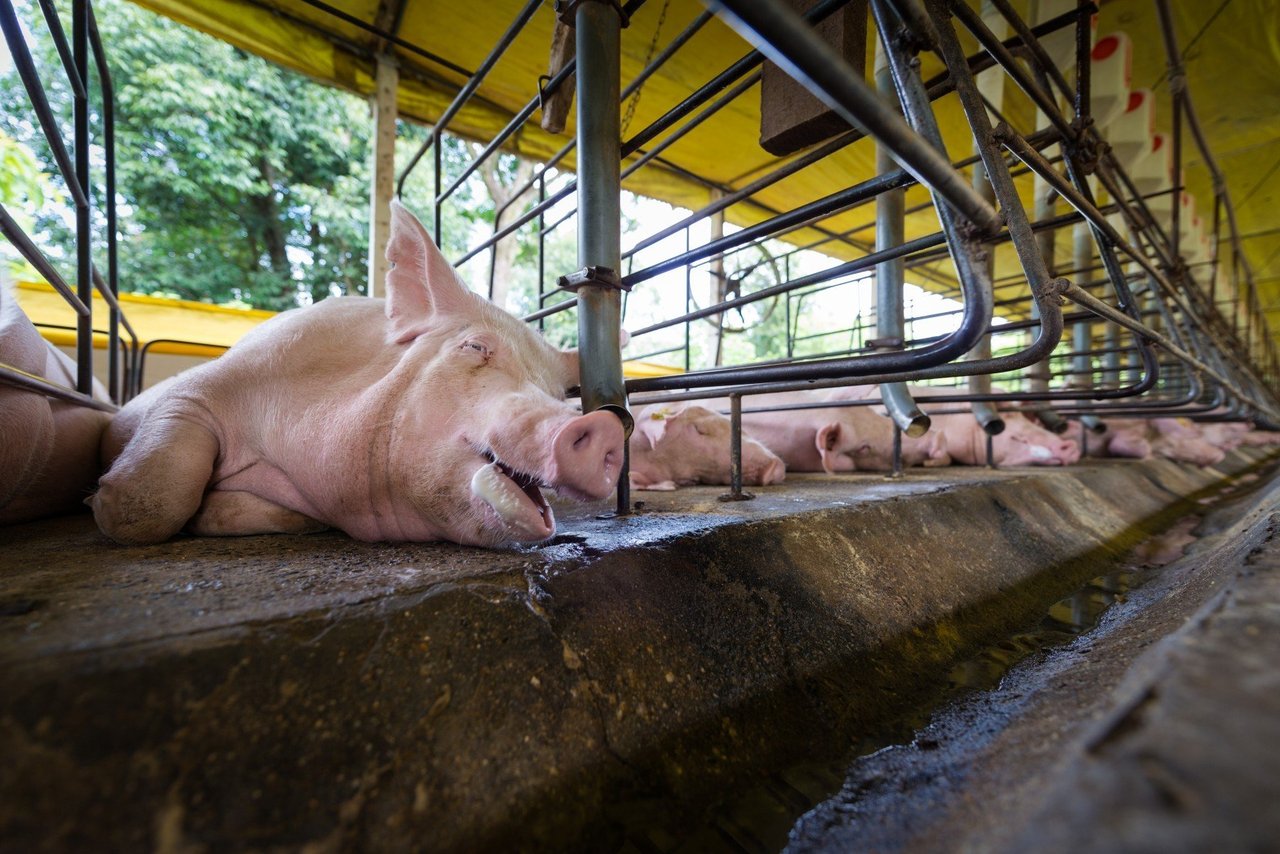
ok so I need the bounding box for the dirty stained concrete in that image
[787,456,1280,853]
[0,449,1277,851]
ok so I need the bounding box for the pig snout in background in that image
[0,274,113,526]
[628,403,785,490]
[92,201,625,548]
[996,413,1080,466]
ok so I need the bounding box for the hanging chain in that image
[620,0,671,137]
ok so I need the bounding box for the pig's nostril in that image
[573,430,592,451]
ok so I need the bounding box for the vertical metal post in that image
[730,393,743,495]
[368,53,397,299]
[720,393,753,502]
[965,1,1004,436]
[537,172,547,333]
[572,0,632,515]
[92,5,119,403]
[873,28,928,439]
[889,422,903,479]
[1071,222,1092,386]
[72,0,91,396]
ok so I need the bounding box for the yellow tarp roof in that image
[125,0,1280,338]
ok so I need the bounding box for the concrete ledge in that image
[0,450,1273,851]
[786,454,1280,853]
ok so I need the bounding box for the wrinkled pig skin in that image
[0,279,112,525]
[92,201,625,547]
[725,389,949,474]
[628,403,785,490]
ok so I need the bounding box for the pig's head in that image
[994,413,1081,466]
[816,391,896,473]
[632,404,785,487]
[382,201,624,547]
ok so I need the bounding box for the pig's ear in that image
[816,423,853,474]
[555,348,581,390]
[385,200,474,342]
[555,328,628,390]
[635,408,670,447]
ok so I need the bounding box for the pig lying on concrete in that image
[883,386,1079,467]
[92,201,625,547]
[1064,418,1151,460]
[1239,427,1280,447]
[730,389,950,474]
[1149,417,1226,467]
[1197,421,1251,452]
[628,403,785,490]
[929,410,1080,466]
[1063,417,1223,467]
[1,278,113,525]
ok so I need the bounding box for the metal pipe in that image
[572,0,632,451]
[73,0,92,397]
[709,0,1002,234]
[872,23,928,438]
[88,3,121,402]
[0,363,116,412]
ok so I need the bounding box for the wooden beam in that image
[367,52,398,299]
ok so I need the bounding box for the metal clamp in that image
[557,265,631,292]
[553,0,630,28]
[867,336,905,350]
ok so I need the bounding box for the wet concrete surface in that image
[787,456,1280,853]
[0,450,1276,851]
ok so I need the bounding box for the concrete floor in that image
[1,450,1276,851]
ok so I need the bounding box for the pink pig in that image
[1,278,112,525]
[728,389,950,474]
[92,201,625,547]
[926,410,1079,467]
[628,403,785,490]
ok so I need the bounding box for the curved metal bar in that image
[709,0,1001,234]
[397,0,547,197]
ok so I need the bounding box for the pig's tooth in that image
[1030,445,1052,460]
[470,462,554,541]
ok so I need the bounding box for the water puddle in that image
[610,468,1269,854]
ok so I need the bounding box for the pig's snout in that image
[1058,438,1081,465]
[550,410,625,500]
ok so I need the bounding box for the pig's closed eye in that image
[461,340,492,359]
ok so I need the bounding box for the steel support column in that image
[571,0,632,512]
[874,30,928,438]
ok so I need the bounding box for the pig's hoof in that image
[89,485,185,545]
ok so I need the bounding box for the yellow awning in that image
[123,0,1280,337]
[13,279,684,378]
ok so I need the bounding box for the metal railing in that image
[367,0,1280,502]
[1,0,137,408]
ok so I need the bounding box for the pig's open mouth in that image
[470,451,555,541]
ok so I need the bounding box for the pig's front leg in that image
[91,416,219,545]
[188,490,328,536]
